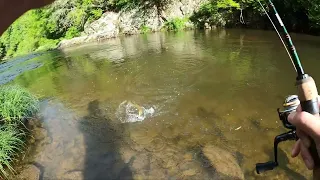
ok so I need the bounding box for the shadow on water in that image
[79,100,133,179]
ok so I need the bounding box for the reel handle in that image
[296,74,320,170]
[256,161,278,173]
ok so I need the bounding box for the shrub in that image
[65,27,81,39]
[164,18,189,31]
[140,25,151,34]
[190,0,239,28]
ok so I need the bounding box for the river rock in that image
[119,7,161,34]
[17,165,40,180]
[202,145,244,180]
[34,127,48,141]
[58,0,209,49]
[84,12,120,36]
[63,171,83,180]
[59,12,120,48]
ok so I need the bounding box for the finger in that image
[292,140,301,158]
[297,128,311,147]
[296,105,302,112]
[288,112,320,139]
[300,142,315,170]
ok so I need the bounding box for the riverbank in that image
[57,0,209,48]
[2,0,320,60]
[0,0,243,58]
[0,85,39,179]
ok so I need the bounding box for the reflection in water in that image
[10,29,320,179]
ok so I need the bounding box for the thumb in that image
[288,112,320,139]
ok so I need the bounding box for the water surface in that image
[5,29,320,179]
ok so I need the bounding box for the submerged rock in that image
[33,127,48,141]
[17,164,40,180]
[202,145,244,180]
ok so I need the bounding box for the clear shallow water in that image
[5,29,320,179]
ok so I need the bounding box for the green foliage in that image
[0,43,4,59]
[217,0,240,9]
[65,27,81,39]
[107,0,134,10]
[140,25,151,34]
[190,1,220,28]
[302,0,320,29]
[0,85,39,123]
[0,125,25,179]
[165,18,189,31]
[0,0,109,59]
[36,38,59,52]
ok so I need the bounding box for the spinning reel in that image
[256,95,300,173]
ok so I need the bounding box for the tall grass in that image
[0,85,39,179]
[0,125,25,178]
[0,85,39,123]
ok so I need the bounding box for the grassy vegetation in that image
[164,18,189,31]
[0,126,26,178]
[0,85,39,123]
[140,25,152,34]
[0,85,39,179]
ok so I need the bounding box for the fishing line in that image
[257,0,297,73]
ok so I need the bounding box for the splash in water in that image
[116,100,155,123]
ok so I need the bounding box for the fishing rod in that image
[255,0,320,175]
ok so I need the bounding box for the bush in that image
[190,0,240,29]
[0,125,25,179]
[65,27,81,39]
[140,25,151,34]
[0,85,39,123]
[164,18,189,31]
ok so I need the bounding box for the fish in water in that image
[116,100,155,123]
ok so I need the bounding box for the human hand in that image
[288,103,320,170]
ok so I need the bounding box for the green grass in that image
[0,125,25,179]
[0,85,39,123]
[0,85,39,179]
